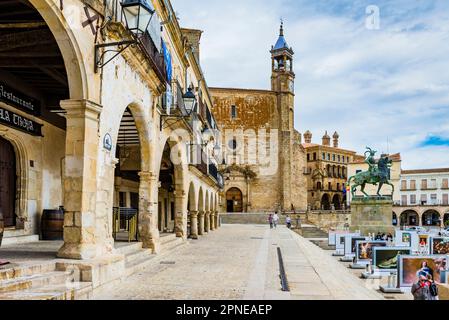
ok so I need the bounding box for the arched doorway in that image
[187,182,197,238]
[321,194,331,210]
[158,143,176,234]
[392,212,398,226]
[400,210,419,226]
[0,137,17,227]
[422,210,441,227]
[112,108,143,242]
[332,194,341,210]
[444,213,449,228]
[226,188,243,212]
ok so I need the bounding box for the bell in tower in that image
[271,21,294,74]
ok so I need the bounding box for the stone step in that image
[0,262,56,281]
[0,281,93,300]
[125,248,153,264]
[124,254,157,277]
[160,233,178,244]
[160,237,184,252]
[1,234,40,246]
[0,270,72,293]
[115,242,143,256]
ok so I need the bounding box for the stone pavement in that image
[93,224,385,300]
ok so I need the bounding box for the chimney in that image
[181,28,203,62]
[333,131,339,148]
[322,131,330,146]
[303,130,312,144]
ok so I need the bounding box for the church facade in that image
[210,24,308,213]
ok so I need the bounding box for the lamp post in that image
[95,0,155,72]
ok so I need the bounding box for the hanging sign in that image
[0,106,42,136]
[0,82,41,115]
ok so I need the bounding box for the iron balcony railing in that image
[209,162,224,189]
[106,0,167,84]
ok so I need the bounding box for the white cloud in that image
[171,0,449,169]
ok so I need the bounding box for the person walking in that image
[273,212,280,229]
[268,214,273,229]
[285,215,292,229]
[411,275,432,300]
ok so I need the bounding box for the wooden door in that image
[0,137,16,227]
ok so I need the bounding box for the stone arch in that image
[29,0,88,100]
[400,210,419,226]
[226,187,243,212]
[187,182,197,212]
[210,192,214,213]
[0,131,30,227]
[126,102,152,172]
[198,187,204,213]
[422,209,441,226]
[444,212,449,228]
[321,193,331,210]
[332,194,341,210]
[111,104,155,248]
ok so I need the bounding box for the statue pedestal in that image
[350,198,394,236]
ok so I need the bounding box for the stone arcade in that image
[0,0,223,294]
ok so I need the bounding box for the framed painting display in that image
[398,255,448,287]
[372,247,412,272]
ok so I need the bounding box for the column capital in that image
[189,210,198,218]
[138,171,158,181]
[60,99,102,119]
[198,210,205,217]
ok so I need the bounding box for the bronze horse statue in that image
[347,148,394,198]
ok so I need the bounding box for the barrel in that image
[0,210,4,246]
[41,209,64,240]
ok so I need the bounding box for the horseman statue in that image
[347,147,394,198]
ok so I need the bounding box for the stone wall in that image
[306,211,351,232]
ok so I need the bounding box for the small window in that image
[313,153,317,161]
[231,105,237,119]
[307,154,310,161]
[327,153,330,161]
[338,155,341,162]
[332,154,336,161]
[322,153,325,160]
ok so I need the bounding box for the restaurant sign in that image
[0,106,42,136]
[0,82,41,115]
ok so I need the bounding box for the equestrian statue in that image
[347,147,394,198]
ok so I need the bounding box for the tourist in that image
[273,212,280,228]
[387,233,393,242]
[286,215,292,229]
[411,275,432,300]
[268,214,273,229]
[381,233,387,240]
[426,274,439,300]
[375,232,382,240]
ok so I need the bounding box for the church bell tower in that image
[271,22,296,210]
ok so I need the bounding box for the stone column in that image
[174,190,187,239]
[138,171,160,252]
[210,212,216,231]
[204,211,210,233]
[198,211,205,235]
[57,99,102,260]
[190,211,198,239]
[214,211,219,229]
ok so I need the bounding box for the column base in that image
[57,242,98,260]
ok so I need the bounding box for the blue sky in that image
[171,0,449,169]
